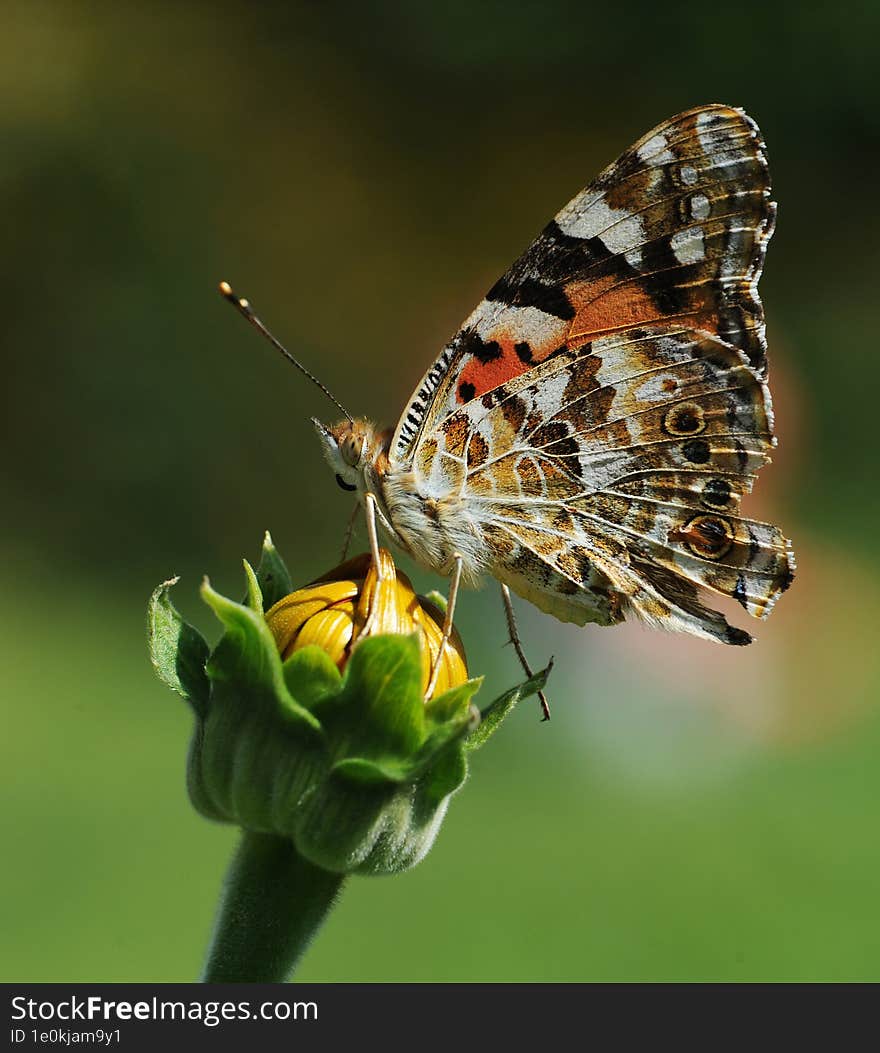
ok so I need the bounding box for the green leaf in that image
[256,531,293,610]
[465,661,553,752]
[283,645,342,711]
[201,576,322,735]
[148,577,210,716]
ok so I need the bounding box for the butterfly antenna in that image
[218,281,353,422]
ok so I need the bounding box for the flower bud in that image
[149,534,549,876]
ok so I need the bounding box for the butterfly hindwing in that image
[479,529,624,629]
[413,326,793,643]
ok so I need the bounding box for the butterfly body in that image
[317,418,486,584]
[315,104,794,647]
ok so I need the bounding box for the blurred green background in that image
[3,1,879,982]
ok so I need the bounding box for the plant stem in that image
[200,831,344,982]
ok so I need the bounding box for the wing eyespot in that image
[672,514,734,561]
[662,402,706,437]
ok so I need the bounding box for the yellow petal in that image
[430,644,469,696]
[287,599,356,667]
[417,598,468,696]
[355,549,419,638]
[266,580,359,654]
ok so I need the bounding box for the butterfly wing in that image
[392,103,775,461]
[416,327,793,643]
[392,104,791,643]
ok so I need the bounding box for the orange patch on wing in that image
[567,275,723,342]
[691,311,721,336]
[455,333,559,403]
[568,276,661,339]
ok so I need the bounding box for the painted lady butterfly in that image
[224,104,795,712]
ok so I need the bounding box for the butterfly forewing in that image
[392,104,775,462]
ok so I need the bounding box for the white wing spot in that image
[555,196,645,251]
[690,193,711,220]
[634,374,680,402]
[679,164,699,185]
[624,247,643,271]
[600,213,647,254]
[637,133,675,165]
[472,302,567,349]
[696,109,723,154]
[670,226,705,265]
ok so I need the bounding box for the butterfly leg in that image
[424,553,464,701]
[339,501,359,562]
[363,491,383,568]
[360,491,386,638]
[500,584,551,721]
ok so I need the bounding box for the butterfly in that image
[223,104,795,714]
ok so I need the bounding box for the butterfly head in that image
[312,417,389,493]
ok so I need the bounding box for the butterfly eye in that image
[340,435,362,467]
[335,473,357,492]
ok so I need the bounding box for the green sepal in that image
[317,634,426,766]
[243,559,263,614]
[148,577,210,716]
[293,769,458,875]
[319,638,480,785]
[330,757,410,785]
[192,575,325,830]
[423,589,448,614]
[419,744,468,806]
[426,677,483,728]
[200,575,321,735]
[282,646,342,712]
[329,698,472,787]
[465,661,553,751]
[255,530,293,611]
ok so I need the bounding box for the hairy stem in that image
[201,832,344,982]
